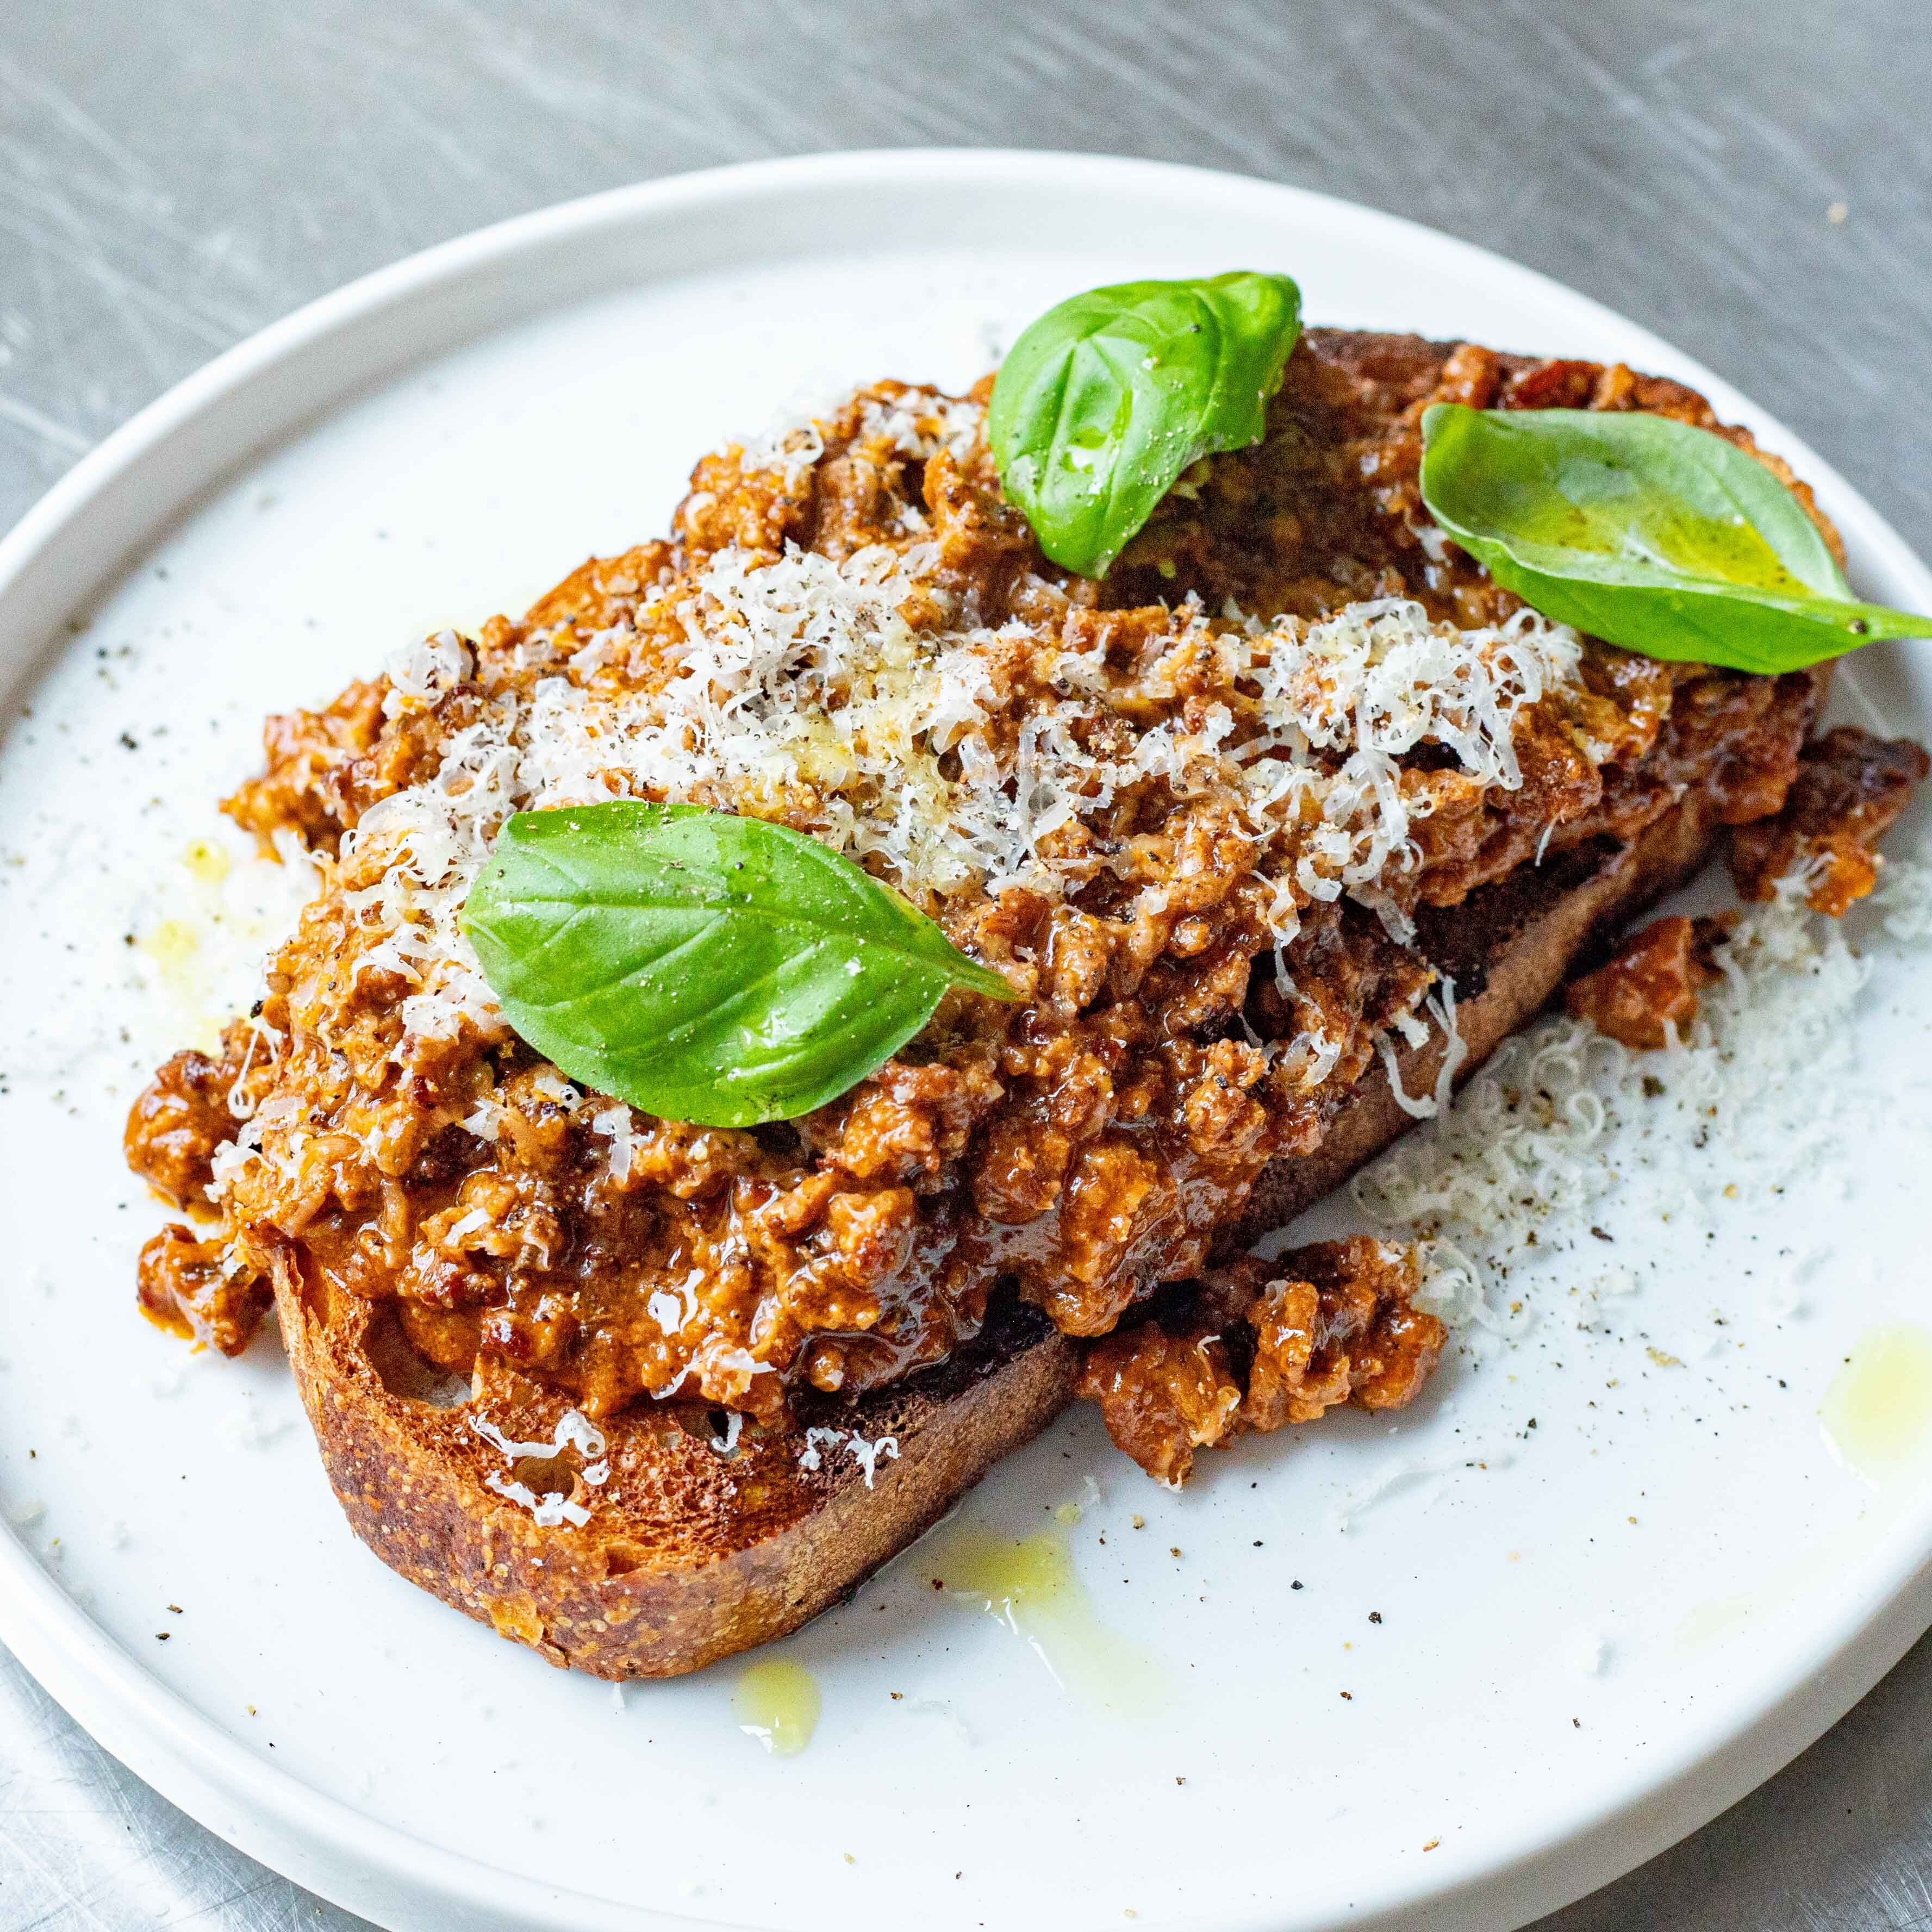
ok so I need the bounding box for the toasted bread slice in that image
[276,777,1733,1679]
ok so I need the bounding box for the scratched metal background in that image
[3,2,1931,1928]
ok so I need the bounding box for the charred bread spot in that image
[122,332,1903,1676]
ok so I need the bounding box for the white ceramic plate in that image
[3,151,1931,1932]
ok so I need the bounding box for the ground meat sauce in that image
[125,330,1833,1467]
[1565,912,1727,1051]
[1730,725,1930,916]
[1079,1238,1440,1484]
[1569,724,1929,1054]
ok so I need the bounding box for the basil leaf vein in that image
[989,270,1302,578]
[1419,403,1932,674]
[462,801,1015,1128]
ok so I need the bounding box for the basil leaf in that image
[462,802,1015,1129]
[989,271,1302,578]
[1419,403,1932,674]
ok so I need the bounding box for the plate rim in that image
[3,145,1930,1932]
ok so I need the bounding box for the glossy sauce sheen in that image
[123,332,1828,1434]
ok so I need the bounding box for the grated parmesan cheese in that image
[201,379,1654,1440]
[1352,863,1919,1337]
[739,384,980,487]
[845,1432,900,1487]
[1379,976,1468,1121]
[483,1470,590,1529]
[795,1426,844,1472]
[383,629,472,715]
[327,550,1585,1057]
[469,1408,607,1523]
[290,378,1592,1068]
[470,1407,607,1464]
[1874,855,1932,941]
[796,1426,901,1487]
[589,1104,638,1182]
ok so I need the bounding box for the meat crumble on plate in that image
[124,329,1889,1482]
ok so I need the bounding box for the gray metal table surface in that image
[2,3,1929,1927]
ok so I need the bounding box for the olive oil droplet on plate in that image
[732,1657,820,1756]
[1820,1325,1932,1483]
[182,837,232,886]
[932,1525,1171,1716]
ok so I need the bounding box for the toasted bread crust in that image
[278,1267,1079,1678]
[276,771,1740,1677]
[192,321,1841,1678]
[1227,781,1728,1244]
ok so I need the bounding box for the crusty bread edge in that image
[1227,792,1723,1244]
[273,788,1723,1679]
[276,1270,1080,1679]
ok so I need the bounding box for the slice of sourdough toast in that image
[141,323,1858,1679]
[276,776,1736,1679]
